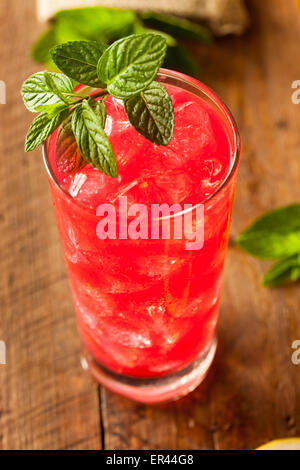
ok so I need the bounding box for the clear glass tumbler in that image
[43,70,241,403]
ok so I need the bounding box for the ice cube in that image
[97,315,153,349]
[155,169,195,204]
[135,255,184,280]
[109,177,168,206]
[169,100,216,161]
[69,173,87,198]
[72,281,116,319]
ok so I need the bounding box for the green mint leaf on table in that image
[72,100,118,177]
[51,41,107,88]
[237,204,300,287]
[125,81,174,146]
[22,71,73,112]
[55,8,137,44]
[32,28,60,71]
[56,116,86,174]
[236,205,300,259]
[97,33,167,99]
[262,255,300,288]
[140,12,212,43]
[25,110,68,152]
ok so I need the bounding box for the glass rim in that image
[42,68,241,215]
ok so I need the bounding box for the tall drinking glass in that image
[43,70,241,403]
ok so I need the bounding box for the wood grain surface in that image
[0,0,300,450]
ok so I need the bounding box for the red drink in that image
[44,70,240,402]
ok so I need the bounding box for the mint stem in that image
[71,89,108,104]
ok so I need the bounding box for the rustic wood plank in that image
[100,0,300,450]
[0,0,101,450]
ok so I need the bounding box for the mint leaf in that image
[51,41,107,88]
[140,12,212,43]
[237,205,300,259]
[32,27,60,71]
[263,255,300,287]
[72,100,117,177]
[44,71,72,105]
[90,99,107,128]
[97,33,167,99]
[125,81,174,145]
[133,25,199,75]
[21,71,73,112]
[25,110,68,152]
[55,8,137,44]
[55,116,86,174]
[35,102,68,117]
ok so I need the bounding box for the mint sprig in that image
[22,34,174,177]
[236,204,300,287]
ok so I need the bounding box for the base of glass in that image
[80,336,217,403]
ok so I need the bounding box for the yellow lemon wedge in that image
[257,438,300,450]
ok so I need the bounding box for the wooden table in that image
[0,0,300,450]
